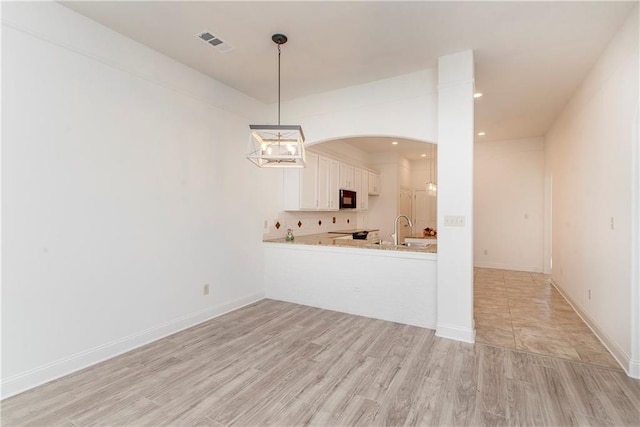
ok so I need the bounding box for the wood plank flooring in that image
[3,299,640,426]
[474,267,621,369]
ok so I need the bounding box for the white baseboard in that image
[436,323,476,343]
[550,279,630,375]
[1,293,265,399]
[474,260,543,273]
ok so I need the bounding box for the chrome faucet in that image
[392,215,413,246]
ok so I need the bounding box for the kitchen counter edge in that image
[263,232,437,258]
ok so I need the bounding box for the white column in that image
[436,50,475,343]
[631,104,640,378]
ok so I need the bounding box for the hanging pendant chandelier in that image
[247,34,306,168]
[427,143,437,196]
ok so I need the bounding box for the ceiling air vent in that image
[196,31,233,53]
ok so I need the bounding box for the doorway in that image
[413,188,437,233]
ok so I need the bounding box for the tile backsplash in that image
[263,211,361,240]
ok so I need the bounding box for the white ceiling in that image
[60,1,636,143]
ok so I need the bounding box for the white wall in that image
[474,137,545,272]
[399,156,412,189]
[436,50,475,343]
[367,153,402,240]
[545,7,639,375]
[1,2,268,397]
[280,70,438,145]
[410,156,436,190]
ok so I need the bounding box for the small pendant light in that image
[247,34,306,168]
[427,144,437,196]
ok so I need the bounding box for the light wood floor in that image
[3,299,640,426]
[474,268,620,369]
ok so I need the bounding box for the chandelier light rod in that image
[272,33,287,126]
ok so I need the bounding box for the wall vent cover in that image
[195,31,233,53]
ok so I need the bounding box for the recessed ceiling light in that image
[477,131,486,136]
[391,141,399,145]
[474,92,483,98]
[421,154,427,157]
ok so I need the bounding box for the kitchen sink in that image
[403,238,434,247]
[402,241,427,248]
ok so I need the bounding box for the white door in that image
[414,189,429,233]
[414,188,437,231]
[399,187,413,242]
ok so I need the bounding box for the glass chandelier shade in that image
[247,124,306,168]
[247,33,306,168]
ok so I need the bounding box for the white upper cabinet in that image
[328,159,340,210]
[354,168,362,199]
[283,152,319,211]
[339,163,355,190]
[284,152,377,211]
[317,156,330,210]
[354,168,369,210]
[360,170,369,210]
[368,171,380,195]
[317,157,340,211]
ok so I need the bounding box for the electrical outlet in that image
[203,284,210,295]
[610,217,615,230]
[483,249,488,255]
[263,220,269,230]
[588,289,591,300]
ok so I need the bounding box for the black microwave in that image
[339,190,357,209]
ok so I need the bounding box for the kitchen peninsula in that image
[263,231,437,329]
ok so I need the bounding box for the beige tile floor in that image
[474,267,621,370]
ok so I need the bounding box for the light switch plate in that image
[444,215,465,227]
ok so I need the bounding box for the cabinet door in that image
[347,165,355,190]
[300,152,318,209]
[368,172,380,195]
[329,160,340,210]
[340,163,354,190]
[317,156,330,210]
[360,171,369,209]
[354,168,362,207]
[339,163,348,189]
